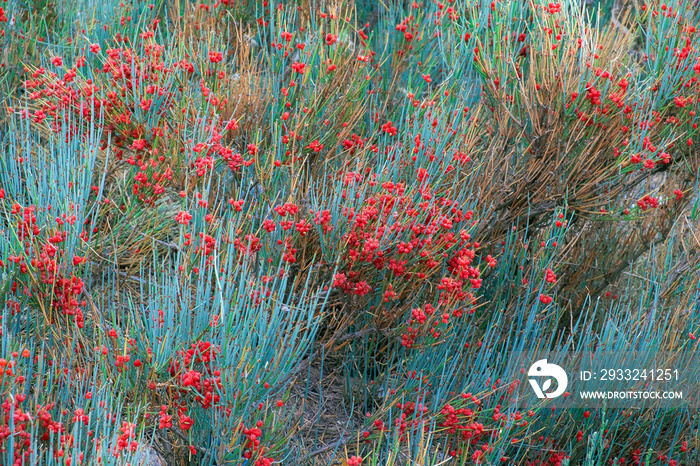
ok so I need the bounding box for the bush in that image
[0,0,699,465]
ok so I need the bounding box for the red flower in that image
[132,139,147,150]
[209,51,223,63]
[175,211,193,225]
[180,414,194,431]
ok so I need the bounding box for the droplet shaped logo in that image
[528,359,568,399]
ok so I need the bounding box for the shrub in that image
[0,0,699,465]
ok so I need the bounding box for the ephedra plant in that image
[0,0,699,465]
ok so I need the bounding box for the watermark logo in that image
[528,359,568,399]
